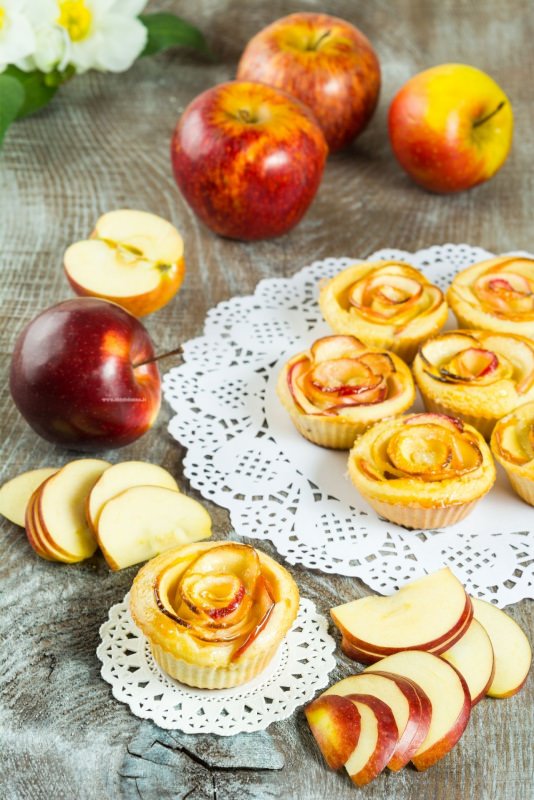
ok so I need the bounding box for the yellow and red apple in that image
[64,210,185,317]
[10,298,161,450]
[170,81,327,241]
[388,63,513,193]
[237,13,380,152]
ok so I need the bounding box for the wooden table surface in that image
[1,1,533,798]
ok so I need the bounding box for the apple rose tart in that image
[448,256,534,336]
[130,541,299,689]
[319,261,447,362]
[277,335,415,449]
[348,413,495,529]
[413,330,534,439]
[491,402,534,506]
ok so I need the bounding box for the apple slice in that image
[64,209,185,317]
[323,671,431,770]
[331,568,471,655]
[441,618,495,705]
[472,597,532,698]
[0,467,57,526]
[87,460,179,532]
[25,489,56,561]
[97,485,212,570]
[366,650,471,770]
[26,484,80,563]
[343,694,398,786]
[38,459,110,561]
[305,695,361,770]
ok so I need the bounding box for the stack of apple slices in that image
[0,460,212,569]
[306,568,531,787]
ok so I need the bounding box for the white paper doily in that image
[97,594,335,734]
[163,245,534,607]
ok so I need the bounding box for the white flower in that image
[0,0,36,72]
[17,0,148,74]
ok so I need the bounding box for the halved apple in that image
[96,485,212,570]
[331,567,471,655]
[87,460,179,532]
[366,650,471,770]
[440,618,495,705]
[343,694,398,786]
[472,597,532,698]
[64,209,185,317]
[38,459,110,561]
[0,467,57,527]
[323,671,431,770]
[304,695,361,770]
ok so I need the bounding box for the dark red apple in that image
[237,13,381,152]
[9,298,161,451]
[170,80,328,241]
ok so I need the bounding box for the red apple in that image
[9,298,161,451]
[237,12,380,152]
[389,63,513,193]
[170,81,327,241]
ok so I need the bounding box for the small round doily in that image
[163,246,534,607]
[97,594,335,735]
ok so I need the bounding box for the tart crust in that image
[277,335,415,449]
[490,402,534,506]
[413,330,534,439]
[319,261,448,362]
[447,256,534,336]
[130,541,299,688]
[348,413,496,529]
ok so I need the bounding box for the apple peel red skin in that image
[237,12,381,152]
[305,694,362,770]
[9,298,161,451]
[345,693,399,786]
[365,670,432,770]
[170,81,328,241]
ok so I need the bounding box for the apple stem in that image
[309,30,331,50]
[473,101,506,128]
[133,346,182,368]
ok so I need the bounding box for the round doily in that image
[97,595,335,734]
[163,245,534,607]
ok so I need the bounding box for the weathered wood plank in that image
[0,1,533,799]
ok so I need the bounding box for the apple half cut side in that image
[86,460,179,532]
[366,650,471,771]
[323,671,431,770]
[0,467,57,527]
[441,618,495,705]
[472,597,532,698]
[96,485,212,571]
[331,567,471,655]
[64,210,185,317]
[38,459,111,562]
[304,695,361,770]
[344,694,399,786]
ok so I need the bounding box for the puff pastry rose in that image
[319,261,448,362]
[448,256,534,336]
[348,413,495,529]
[130,541,299,689]
[413,330,534,439]
[277,335,415,449]
[491,402,534,506]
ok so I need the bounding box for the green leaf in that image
[139,13,212,59]
[0,73,24,147]
[3,66,59,119]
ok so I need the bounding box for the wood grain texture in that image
[0,0,533,798]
